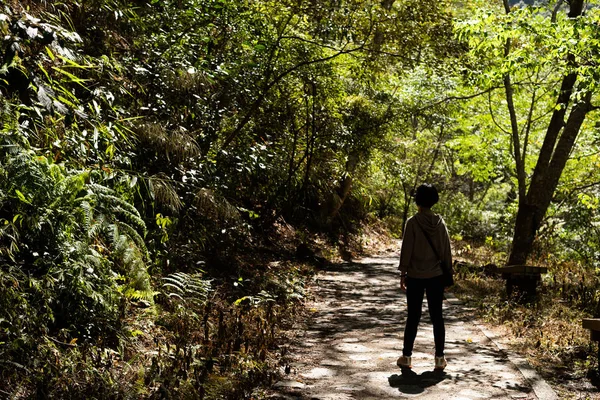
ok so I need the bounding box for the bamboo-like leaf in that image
[136,123,200,161]
[194,188,241,223]
[149,174,183,212]
[44,46,55,61]
[52,67,91,87]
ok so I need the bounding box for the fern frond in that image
[93,190,141,221]
[92,190,146,236]
[162,271,211,307]
[6,151,53,201]
[115,221,149,261]
[87,218,105,241]
[117,243,150,292]
[105,204,145,236]
[83,253,103,269]
[79,200,94,237]
[123,287,157,302]
[50,171,88,209]
[86,183,115,196]
[106,221,150,292]
[108,223,124,256]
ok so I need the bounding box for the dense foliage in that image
[2,0,600,397]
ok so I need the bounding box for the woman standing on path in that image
[397,183,453,371]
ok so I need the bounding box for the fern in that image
[112,205,147,237]
[2,137,154,305]
[90,185,147,236]
[116,221,149,259]
[87,214,106,241]
[49,171,88,209]
[122,287,158,302]
[162,271,212,309]
[90,184,141,217]
[107,223,151,292]
[79,200,94,236]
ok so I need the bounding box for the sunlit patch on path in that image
[269,253,552,399]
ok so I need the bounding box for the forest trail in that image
[268,253,557,400]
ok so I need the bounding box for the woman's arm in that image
[399,218,414,275]
[441,219,453,272]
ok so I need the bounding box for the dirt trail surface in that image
[269,254,557,399]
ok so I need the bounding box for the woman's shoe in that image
[434,356,447,370]
[396,355,412,368]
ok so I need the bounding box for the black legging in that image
[402,275,445,357]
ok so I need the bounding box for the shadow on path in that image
[388,369,450,395]
[269,254,541,399]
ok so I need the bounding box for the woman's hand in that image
[400,275,407,291]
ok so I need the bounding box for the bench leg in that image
[521,277,537,297]
[505,277,513,297]
[506,276,539,301]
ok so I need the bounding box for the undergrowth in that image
[452,241,599,399]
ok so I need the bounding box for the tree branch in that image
[415,86,502,113]
[501,2,527,203]
[552,0,566,23]
[281,35,352,53]
[552,177,600,213]
[46,335,78,348]
[487,91,511,136]
[521,88,538,170]
[566,180,600,194]
[220,43,366,149]
[504,71,527,202]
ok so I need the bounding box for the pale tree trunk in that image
[507,0,590,265]
[328,151,360,219]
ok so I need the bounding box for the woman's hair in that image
[414,184,439,209]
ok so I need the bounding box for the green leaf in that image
[14,190,31,205]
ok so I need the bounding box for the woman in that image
[397,183,453,371]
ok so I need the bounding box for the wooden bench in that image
[496,265,547,298]
[583,319,600,367]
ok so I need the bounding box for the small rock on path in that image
[269,254,548,399]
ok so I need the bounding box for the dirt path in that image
[269,254,557,399]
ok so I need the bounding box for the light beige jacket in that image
[399,209,453,279]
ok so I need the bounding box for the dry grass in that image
[452,243,600,399]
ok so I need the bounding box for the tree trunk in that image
[328,151,360,219]
[507,0,587,265]
[508,201,543,265]
[508,92,591,265]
